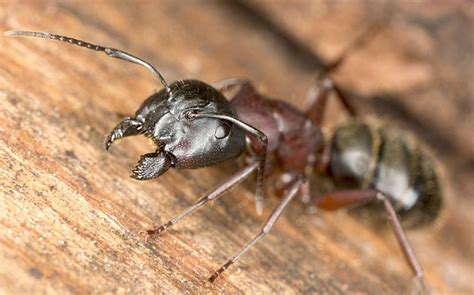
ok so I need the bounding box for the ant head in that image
[3,31,248,180]
[131,80,246,179]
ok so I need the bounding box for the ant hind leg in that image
[316,189,428,294]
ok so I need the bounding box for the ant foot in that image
[208,260,233,283]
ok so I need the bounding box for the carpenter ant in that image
[6,30,442,293]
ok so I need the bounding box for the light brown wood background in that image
[1,0,473,294]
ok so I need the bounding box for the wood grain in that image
[1,0,472,294]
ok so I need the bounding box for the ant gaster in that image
[6,30,442,292]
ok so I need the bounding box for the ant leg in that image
[209,175,305,282]
[211,78,249,92]
[316,189,427,293]
[300,179,312,203]
[105,117,142,150]
[304,78,357,125]
[276,172,311,203]
[304,23,386,125]
[212,79,262,105]
[145,162,258,239]
[191,112,269,215]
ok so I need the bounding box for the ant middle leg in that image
[145,162,258,239]
[316,189,428,294]
[209,175,305,282]
[275,172,312,203]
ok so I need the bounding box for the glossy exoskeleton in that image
[6,30,442,292]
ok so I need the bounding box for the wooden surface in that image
[1,0,473,294]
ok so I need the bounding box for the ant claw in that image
[137,230,152,242]
[148,222,171,237]
[140,222,171,243]
[208,260,233,283]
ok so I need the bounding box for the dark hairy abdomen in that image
[328,121,442,227]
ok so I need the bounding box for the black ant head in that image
[126,80,246,180]
[4,31,247,180]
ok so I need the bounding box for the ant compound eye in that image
[214,122,231,139]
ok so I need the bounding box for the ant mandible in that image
[6,29,442,293]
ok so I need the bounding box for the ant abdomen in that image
[328,121,442,227]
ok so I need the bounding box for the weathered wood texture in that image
[1,0,473,294]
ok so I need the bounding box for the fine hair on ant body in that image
[5,29,442,293]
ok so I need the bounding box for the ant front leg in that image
[316,189,428,294]
[211,78,249,93]
[145,162,259,239]
[105,117,142,150]
[304,77,357,125]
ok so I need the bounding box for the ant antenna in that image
[5,30,170,93]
